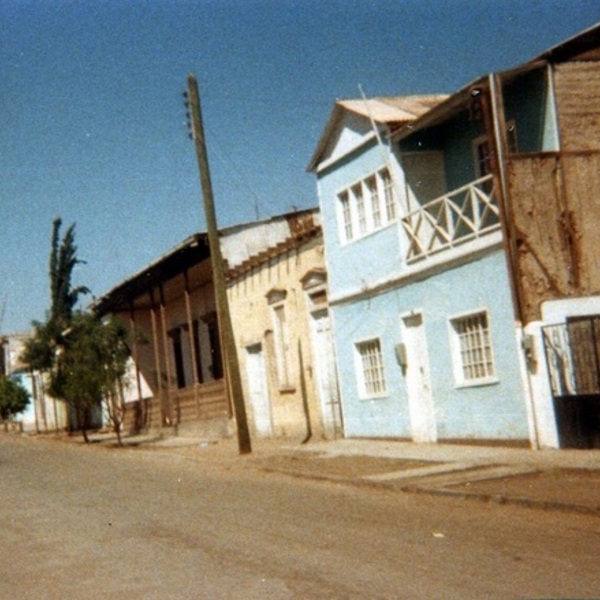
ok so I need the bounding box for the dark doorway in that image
[543,316,600,449]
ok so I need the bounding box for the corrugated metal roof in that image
[338,95,448,122]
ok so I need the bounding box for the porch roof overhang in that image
[391,75,489,143]
[93,233,211,315]
[392,23,600,144]
[533,21,600,63]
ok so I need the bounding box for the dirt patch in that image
[258,453,439,480]
[449,469,600,510]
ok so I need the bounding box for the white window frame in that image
[336,167,397,245]
[448,309,498,387]
[382,168,396,222]
[366,175,382,229]
[354,337,387,398]
[338,190,353,242]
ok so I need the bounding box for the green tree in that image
[22,219,133,443]
[21,320,55,372]
[48,218,90,332]
[0,377,30,425]
[21,219,90,436]
[58,312,130,445]
[22,218,90,374]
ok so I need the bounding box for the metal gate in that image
[542,315,600,448]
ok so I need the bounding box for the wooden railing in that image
[400,175,501,263]
[170,379,230,423]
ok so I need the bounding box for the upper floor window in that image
[366,176,381,228]
[382,169,396,222]
[339,191,353,242]
[337,168,397,244]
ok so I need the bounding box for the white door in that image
[311,309,343,437]
[245,344,272,437]
[401,312,437,443]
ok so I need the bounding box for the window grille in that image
[356,339,387,396]
[452,312,495,382]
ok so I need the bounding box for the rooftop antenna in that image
[358,84,407,212]
[0,294,7,334]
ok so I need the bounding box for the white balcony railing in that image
[400,175,501,263]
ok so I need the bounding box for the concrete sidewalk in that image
[249,438,600,517]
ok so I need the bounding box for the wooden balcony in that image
[400,175,501,263]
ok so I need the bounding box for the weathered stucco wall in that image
[508,152,600,324]
[332,249,528,441]
[227,236,327,439]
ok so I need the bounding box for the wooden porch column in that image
[158,284,176,426]
[183,270,201,418]
[149,289,167,426]
[129,302,147,431]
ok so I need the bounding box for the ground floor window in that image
[450,310,496,385]
[355,338,387,397]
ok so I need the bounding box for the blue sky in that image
[2,0,599,334]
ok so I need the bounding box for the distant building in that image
[1,332,67,433]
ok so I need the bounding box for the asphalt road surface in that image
[1,434,599,599]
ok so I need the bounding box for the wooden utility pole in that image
[186,74,252,455]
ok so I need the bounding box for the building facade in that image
[226,209,341,440]
[94,235,231,436]
[310,23,600,449]
[95,209,338,441]
[1,333,67,433]
[309,95,530,444]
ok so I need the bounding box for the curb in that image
[257,463,600,517]
[397,483,600,517]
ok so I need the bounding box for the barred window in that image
[356,338,387,397]
[451,311,496,384]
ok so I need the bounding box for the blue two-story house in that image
[309,92,531,445]
[310,23,600,449]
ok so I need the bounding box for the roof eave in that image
[93,233,210,315]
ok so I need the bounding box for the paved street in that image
[1,433,599,599]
